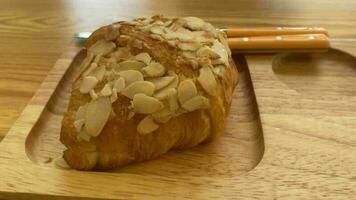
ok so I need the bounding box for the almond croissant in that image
[60,15,239,170]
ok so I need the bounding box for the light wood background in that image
[1,0,356,140]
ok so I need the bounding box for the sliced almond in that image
[153,74,179,100]
[105,70,116,81]
[137,115,159,134]
[147,76,175,91]
[212,40,229,66]
[218,32,232,56]
[115,60,146,72]
[150,34,165,41]
[89,89,98,100]
[88,39,116,56]
[112,47,132,60]
[118,70,144,86]
[132,94,164,114]
[198,66,217,96]
[163,20,173,27]
[113,77,125,92]
[134,53,152,65]
[100,84,112,96]
[192,31,215,43]
[212,65,226,77]
[197,46,220,59]
[181,51,196,59]
[84,97,112,137]
[93,53,103,64]
[105,24,120,41]
[83,62,98,77]
[74,119,85,133]
[110,88,118,103]
[152,106,173,123]
[177,79,197,105]
[121,81,155,99]
[182,95,210,111]
[183,17,205,30]
[164,31,193,42]
[178,42,201,51]
[150,25,165,35]
[167,88,179,112]
[90,65,106,81]
[142,62,165,77]
[75,104,87,120]
[80,76,98,94]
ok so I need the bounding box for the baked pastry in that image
[60,15,239,170]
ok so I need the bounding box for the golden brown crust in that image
[60,16,239,170]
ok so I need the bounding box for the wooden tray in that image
[1,40,356,199]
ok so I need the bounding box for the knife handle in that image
[224,27,328,37]
[227,34,330,51]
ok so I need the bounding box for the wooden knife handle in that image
[224,27,328,37]
[227,34,330,51]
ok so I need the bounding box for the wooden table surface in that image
[0,0,355,140]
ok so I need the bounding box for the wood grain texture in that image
[1,0,356,140]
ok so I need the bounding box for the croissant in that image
[60,15,239,170]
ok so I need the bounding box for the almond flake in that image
[212,65,226,77]
[115,60,146,72]
[100,84,112,96]
[89,89,98,100]
[150,25,165,35]
[84,97,112,137]
[113,77,125,92]
[181,51,196,59]
[178,42,201,51]
[132,94,164,114]
[167,88,179,112]
[153,74,179,100]
[183,17,205,30]
[182,95,210,111]
[147,76,175,91]
[198,66,217,96]
[80,76,98,94]
[134,53,152,65]
[93,53,103,63]
[90,65,106,81]
[142,62,165,77]
[88,39,116,55]
[177,79,197,105]
[118,70,144,86]
[197,46,220,59]
[121,81,155,99]
[110,88,118,103]
[218,32,232,56]
[152,106,173,123]
[74,119,85,132]
[75,104,88,120]
[83,62,98,77]
[212,40,229,66]
[112,47,132,60]
[137,115,159,134]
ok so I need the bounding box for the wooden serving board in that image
[0,40,356,199]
